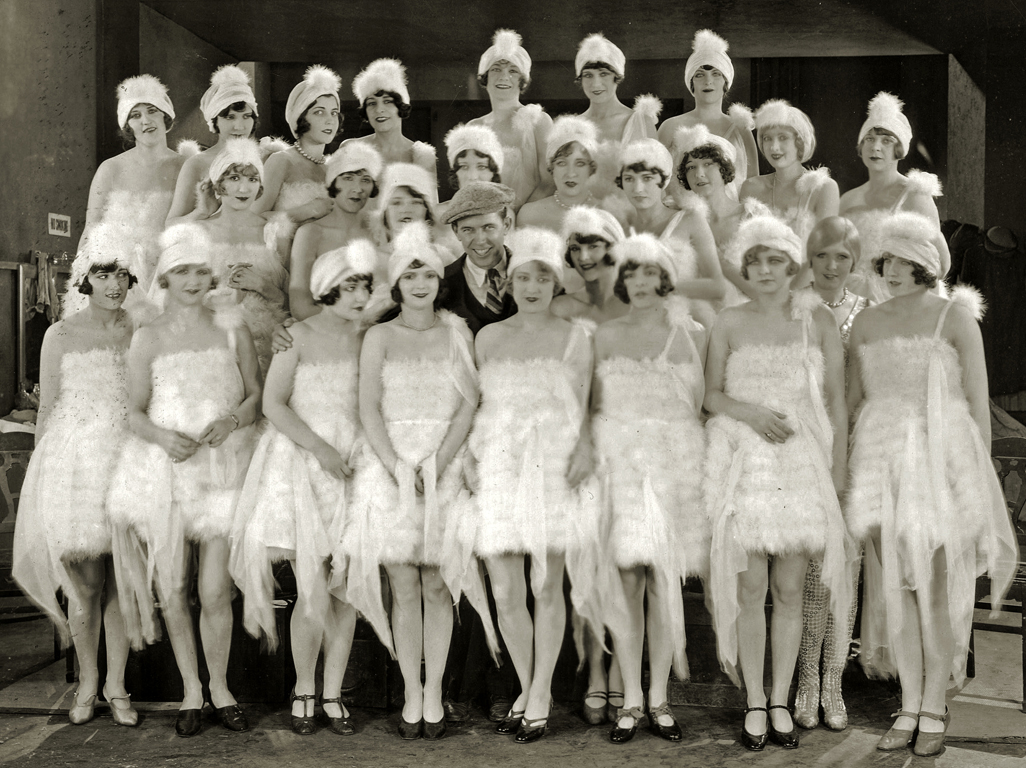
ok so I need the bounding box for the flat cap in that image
[443,181,515,224]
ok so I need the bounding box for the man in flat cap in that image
[441,181,518,336]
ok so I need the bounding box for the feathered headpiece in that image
[155,223,213,278]
[727,213,805,270]
[619,139,674,181]
[387,222,445,287]
[199,65,258,133]
[858,92,912,158]
[672,124,737,168]
[561,206,625,247]
[611,232,679,284]
[64,221,144,317]
[444,124,505,174]
[876,211,942,277]
[633,94,663,122]
[508,226,566,284]
[353,58,410,106]
[310,238,379,299]
[285,65,341,139]
[325,142,384,186]
[208,137,263,185]
[575,33,626,78]
[545,114,599,165]
[478,29,532,80]
[755,99,816,163]
[685,30,734,93]
[116,74,175,129]
[377,162,437,222]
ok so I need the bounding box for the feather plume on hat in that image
[200,64,258,132]
[478,29,532,79]
[284,65,341,139]
[685,30,734,93]
[858,92,913,158]
[310,239,378,300]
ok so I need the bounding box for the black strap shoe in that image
[741,706,768,751]
[768,704,799,749]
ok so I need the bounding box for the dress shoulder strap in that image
[562,318,596,363]
[932,300,954,342]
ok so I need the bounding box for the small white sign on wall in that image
[48,213,71,238]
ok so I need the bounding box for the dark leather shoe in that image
[514,714,548,744]
[741,706,768,751]
[489,696,512,723]
[215,704,249,733]
[423,717,447,739]
[648,701,683,742]
[768,704,799,749]
[495,708,525,735]
[443,699,470,725]
[175,708,202,737]
[610,706,645,744]
[398,716,423,740]
[322,697,355,735]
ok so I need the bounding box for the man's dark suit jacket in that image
[441,251,517,337]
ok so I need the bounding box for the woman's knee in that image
[387,567,422,607]
[420,571,451,607]
[620,567,646,602]
[197,572,233,609]
[738,571,769,608]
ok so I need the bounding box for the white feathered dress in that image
[12,348,131,644]
[230,359,359,650]
[343,311,487,656]
[592,298,709,677]
[704,291,851,683]
[847,290,1018,684]
[106,331,255,642]
[470,318,603,632]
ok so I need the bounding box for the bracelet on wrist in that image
[229,413,240,430]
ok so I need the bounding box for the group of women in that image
[11,26,1018,760]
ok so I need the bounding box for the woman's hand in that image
[159,429,201,462]
[414,463,435,495]
[199,417,236,448]
[271,318,295,353]
[196,183,220,218]
[566,437,594,488]
[742,405,794,444]
[315,445,352,481]
[229,263,266,294]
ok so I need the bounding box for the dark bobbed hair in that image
[77,261,139,295]
[118,109,174,146]
[213,101,258,136]
[477,63,530,93]
[689,64,731,96]
[575,61,624,85]
[390,258,449,310]
[360,90,412,123]
[677,144,736,190]
[316,274,374,305]
[447,149,502,190]
[613,259,675,303]
[547,141,597,176]
[615,161,669,190]
[564,233,615,267]
[872,253,937,288]
[328,172,379,199]
[383,187,434,233]
[740,244,800,280]
[296,97,341,139]
[858,127,906,161]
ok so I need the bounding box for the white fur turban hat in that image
[444,124,505,175]
[310,238,378,299]
[561,206,625,246]
[353,58,410,106]
[575,33,626,78]
[478,29,532,80]
[876,211,941,276]
[325,142,384,186]
[727,213,805,269]
[858,92,913,158]
[208,137,263,185]
[545,115,599,165]
[199,65,258,133]
[612,232,679,284]
[116,74,175,129]
[387,222,445,287]
[378,163,437,220]
[619,139,675,182]
[285,65,341,139]
[508,227,565,284]
[156,223,213,278]
[755,99,816,163]
[684,30,734,93]
[672,124,737,167]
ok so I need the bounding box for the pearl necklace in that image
[555,191,594,210]
[398,312,438,331]
[823,287,850,308]
[295,143,324,165]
